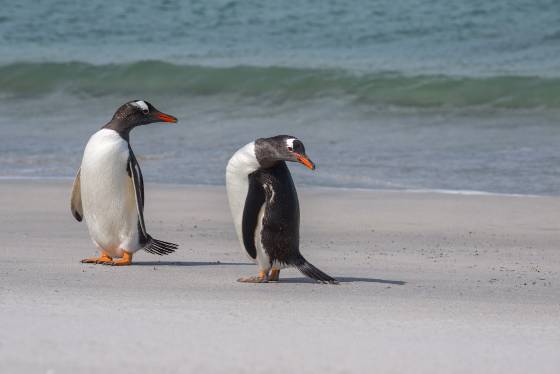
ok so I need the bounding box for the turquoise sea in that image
[0,0,558,195]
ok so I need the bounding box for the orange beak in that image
[157,112,178,123]
[296,154,316,170]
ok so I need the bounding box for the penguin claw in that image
[237,276,268,283]
[95,257,113,264]
[103,259,132,266]
[102,261,132,266]
[81,256,112,264]
[237,271,269,283]
[81,251,113,264]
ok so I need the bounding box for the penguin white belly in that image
[225,142,260,262]
[80,129,140,258]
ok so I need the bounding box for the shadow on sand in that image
[133,261,251,267]
[280,276,406,285]
[132,262,406,285]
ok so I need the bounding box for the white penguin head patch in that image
[286,138,296,150]
[132,100,149,113]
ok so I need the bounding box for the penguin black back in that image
[246,162,300,264]
[248,162,337,284]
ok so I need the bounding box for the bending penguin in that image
[226,135,337,284]
[70,100,178,265]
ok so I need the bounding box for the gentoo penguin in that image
[70,100,178,265]
[226,135,337,284]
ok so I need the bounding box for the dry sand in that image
[1,179,559,373]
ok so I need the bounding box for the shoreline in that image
[0,176,552,198]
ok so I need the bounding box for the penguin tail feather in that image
[294,256,338,284]
[143,235,178,256]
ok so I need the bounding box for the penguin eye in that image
[287,146,293,152]
[142,109,149,115]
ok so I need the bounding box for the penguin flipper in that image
[128,149,178,256]
[127,149,148,239]
[241,172,266,259]
[70,168,83,222]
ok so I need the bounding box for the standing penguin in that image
[70,100,178,265]
[226,135,337,284]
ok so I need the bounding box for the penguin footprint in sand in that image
[70,100,178,266]
[226,135,338,284]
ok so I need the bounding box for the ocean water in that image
[0,0,559,195]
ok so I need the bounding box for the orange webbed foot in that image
[237,271,269,283]
[103,251,133,266]
[81,251,113,264]
[269,269,280,282]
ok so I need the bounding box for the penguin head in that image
[254,135,316,170]
[109,100,177,132]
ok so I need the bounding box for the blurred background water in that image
[0,0,558,195]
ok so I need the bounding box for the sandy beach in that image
[1,179,559,373]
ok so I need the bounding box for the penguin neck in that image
[103,120,132,142]
[227,142,261,177]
